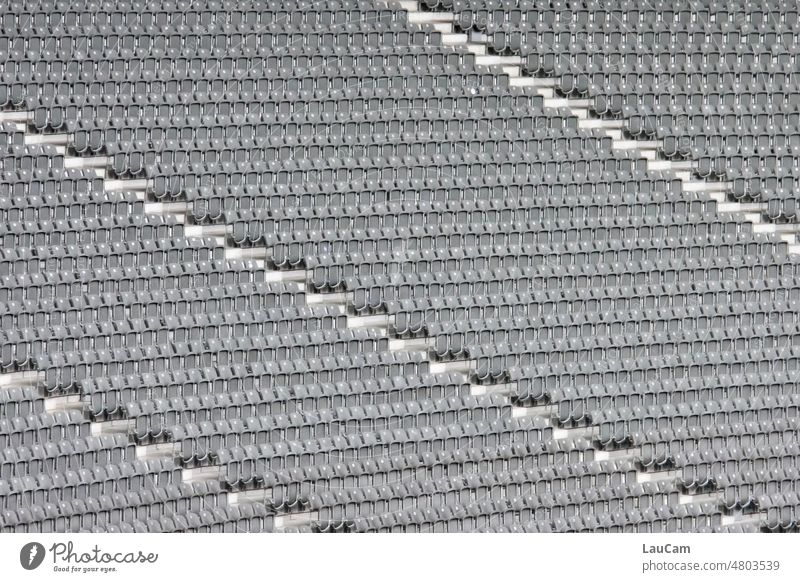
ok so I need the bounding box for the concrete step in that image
[428,359,474,374]
[274,511,319,530]
[474,55,522,66]
[225,247,270,262]
[463,43,487,55]
[144,201,189,215]
[44,395,85,413]
[136,443,180,460]
[441,33,468,45]
[348,314,392,329]
[262,270,307,283]
[228,488,273,505]
[509,77,555,88]
[682,181,732,192]
[306,292,348,306]
[648,159,695,171]
[90,420,133,436]
[64,156,108,169]
[407,12,453,24]
[105,178,149,191]
[0,110,31,122]
[184,224,228,238]
[0,371,41,388]
[470,382,516,397]
[24,133,70,145]
[612,140,662,149]
[578,119,625,129]
[717,202,766,213]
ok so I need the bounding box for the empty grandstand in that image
[1,0,799,533]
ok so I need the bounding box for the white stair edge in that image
[679,491,723,505]
[428,359,474,374]
[508,77,536,87]
[721,512,766,526]
[648,159,696,171]
[136,443,180,459]
[464,43,486,55]
[514,77,556,87]
[512,404,556,418]
[0,371,41,388]
[182,466,223,482]
[470,382,516,396]
[274,511,319,529]
[637,469,681,483]
[44,394,84,413]
[104,178,150,191]
[90,420,134,436]
[682,181,733,192]
[144,201,189,214]
[717,202,766,213]
[543,97,573,108]
[613,140,662,149]
[225,247,271,262]
[389,337,432,351]
[441,33,468,45]
[552,426,599,440]
[348,314,392,329]
[24,133,70,145]
[594,447,641,461]
[184,224,228,238]
[0,110,31,122]
[407,12,453,23]
[578,119,625,129]
[753,222,799,234]
[262,270,307,283]
[307,292,349,305]
[64,156,109,169]
[229,488,273,505]
[474,55,521,66]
